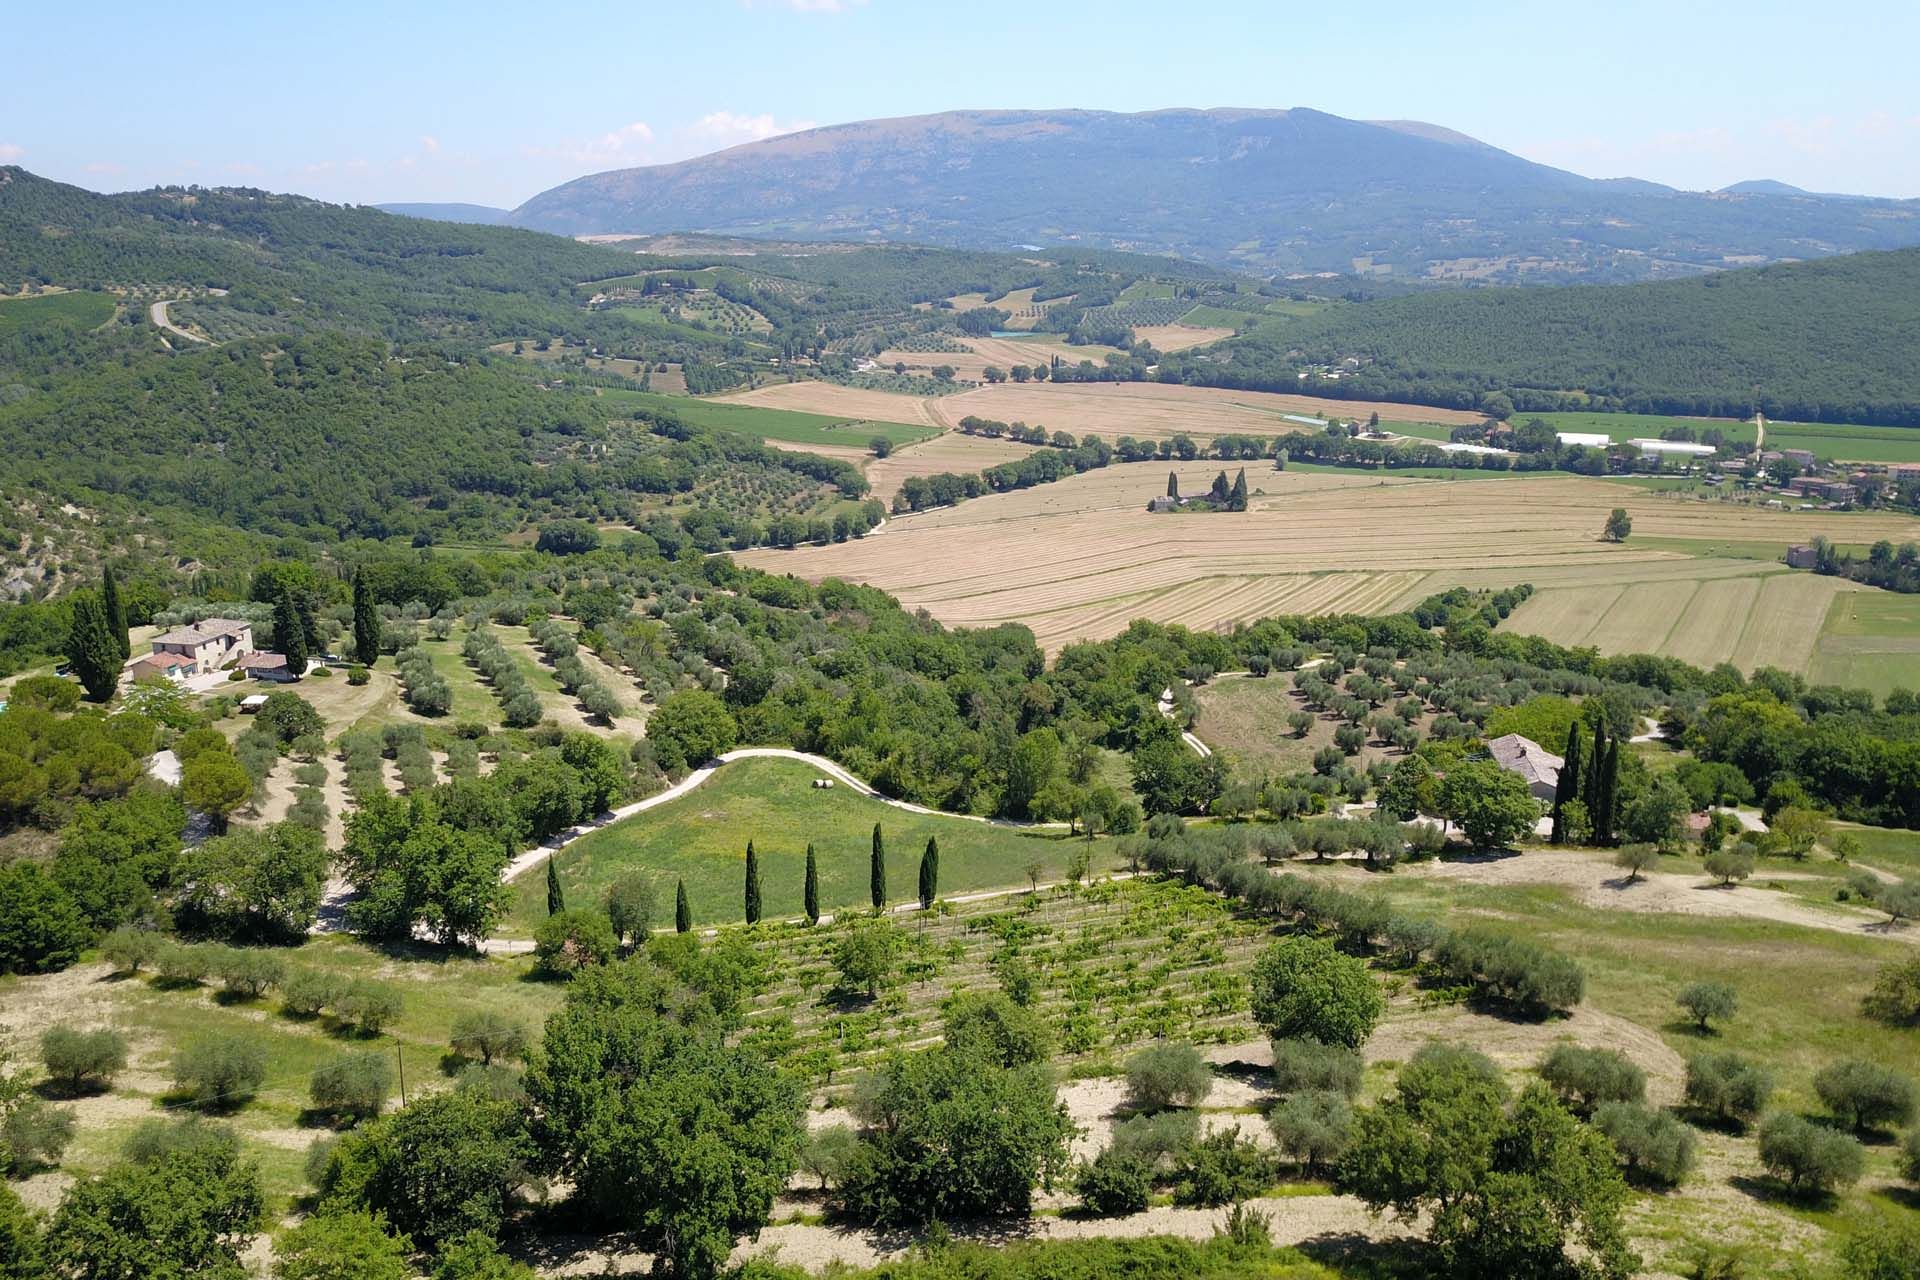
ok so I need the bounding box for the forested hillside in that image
[1164,248,1920,426]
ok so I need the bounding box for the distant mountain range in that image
[376,201,510,225]
[504,108,1920,283]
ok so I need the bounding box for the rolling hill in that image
[508,107,1920,283]
[1161,247,1920,426]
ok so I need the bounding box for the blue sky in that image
[5,1,1917,206]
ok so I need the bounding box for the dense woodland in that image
[1165,248,1920,427]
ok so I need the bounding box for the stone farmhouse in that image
[1484,733,1564,801]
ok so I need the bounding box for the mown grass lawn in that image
[506,757,1114,932]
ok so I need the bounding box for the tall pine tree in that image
[101,565,130,662]
[546,857,564,916]
[351,568,381,666]
[870,823,887,913]
[64,590,120,703]
[1209,470,1231,503]
[1585,720,1608,819]
[1551,723,1584,845]
[744,840,762,925]
[274,583,310,678]
[1229,468,1248,512]
[674,879,691,933]
[1166,471,1180,500]
[803,844,819,925]
[918,836,939,910]
[1596,738,1621,846]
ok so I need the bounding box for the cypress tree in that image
[1229,468,1248,512]
[1210,470,1231,503]
[674,880,691,932]
[744,840,762,925]
[804,844,819,925]
[101,565,130,662]
[546,857,564,916]
[63,590,120,703]
[1585,720,1608,815]
[1166,471,1179,500]
[274,583,310,678]
[1551,723,1583,845]
[919,836,940,910]
[870,823,886,912]
[1596,738,1621,846]
[351,568,381,666]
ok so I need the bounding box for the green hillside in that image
[1164,248,1920,427]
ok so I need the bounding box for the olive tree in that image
[1757,1112,1865,1198]
[1124,1042,1213,1111]
[1677,981,1738,1032]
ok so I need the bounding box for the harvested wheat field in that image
[1134,323,1235,352]
[878,336,1123,382]
[863,431,1038,503]
[927,380,1488,439]
[742,465,1920,664]
[713,381,944,428]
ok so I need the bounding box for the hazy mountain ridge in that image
[376,201,511,224]
[509,107,1920,283]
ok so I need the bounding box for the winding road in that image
[148,299,210,344]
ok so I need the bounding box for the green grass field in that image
[595,387,935,449]
[0,290,114,334]
[1807,590,1920,697]
[1534,411,1920,464]
[507,757,1112,933]
[1177,303,1263,328]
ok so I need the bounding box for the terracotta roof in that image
[1485,733,1564,789]
[130,653,193,674]
[240,652,288,671]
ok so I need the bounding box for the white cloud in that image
[420,135,440,152]
[526,120,658,168]
[687,111,816,147]
[0,143,23,162]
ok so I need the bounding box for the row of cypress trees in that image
[1549,719,1621,845]
[539,821,948,939]
[746,824,941,925]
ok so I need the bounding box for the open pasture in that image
[506,756,1111,934]
[741,465,1920,665]
[604,387,935,447]
[1535,410,1920,464]
[927,380,1488,439]
[0,289,114,334]
[1134,323,1235,351]
[1806,589,1920,696]
[713,381,947,429]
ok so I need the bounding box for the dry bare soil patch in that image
[928,380,1488,438]
[1134,323,1235,352]
[715,382,944,428]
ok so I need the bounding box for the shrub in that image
[1813,1060,1918,1135]
[1901,1126,1920,1184]
[1269,1038,1363,1099]
[153,940,216,985]
[335,980,405,1035]
[1248,936,1383,1048]
[1075,1148,1153,1216]
[282,967,342,1017]
[272,1208,412,1280]
[215,947,288,999]
[1703,849,1754,886]
[347,665,370,686]
[1171,1129,1270,1207]
[1684,1052,1773,1129]
[1538,1044,1646,1115]
[40,1026,129,1095]
[1124,1042,1213,1111]
[1592,1101,1697,1187]
[1676,981,1738,1032]
[1862,955,1920,1027]
[604,875,656,948]
[449,1011,528,1065]
[1840,1219,1920,1280]
[172,1034,269,1110]
[532,909,619,977]
[99,926,160,974]
[1266,1089,1352,1173]
[310,1052,395,1121]
[0,1096,74,1173]
[797,1124,860,1193]
[1107,1110,1200,1172]
[1432,927,1585,1014]
[941,992,1052,1068]
[1757,1112,1865,1198]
